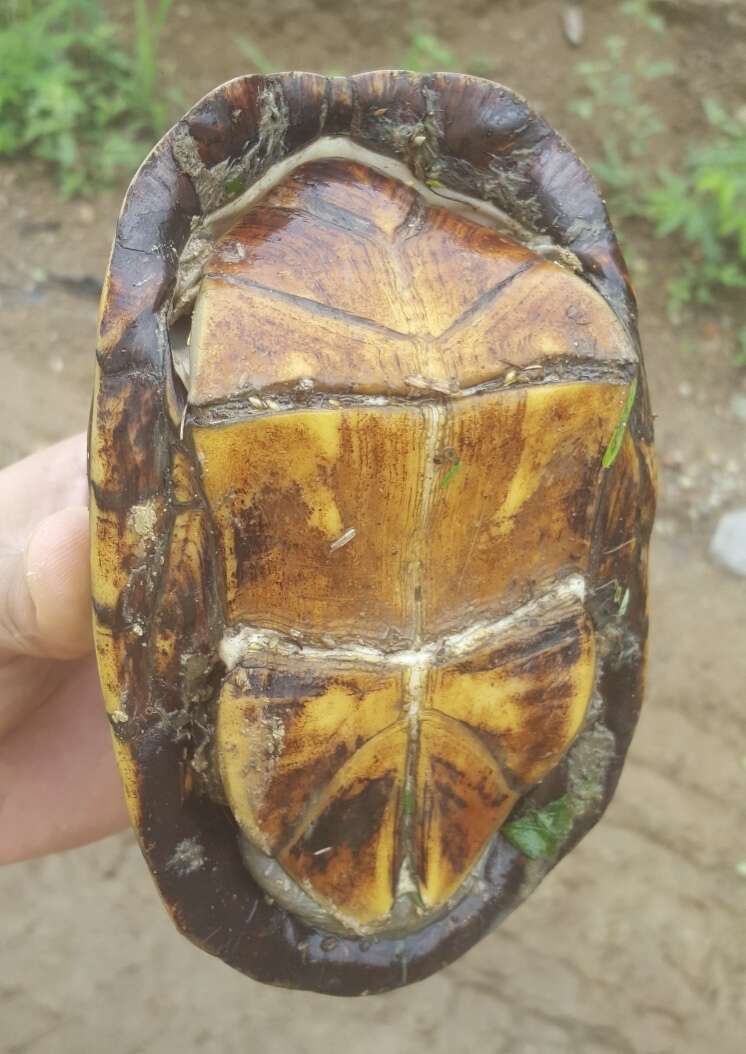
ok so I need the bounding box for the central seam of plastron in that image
[399,400,445,899]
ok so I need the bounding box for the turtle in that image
[89,71,656,996]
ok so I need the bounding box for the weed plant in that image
[0,0,176,194]
[569,16,746,324]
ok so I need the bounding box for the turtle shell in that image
[90,71,655,995]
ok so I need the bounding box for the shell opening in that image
[169,313,191,391]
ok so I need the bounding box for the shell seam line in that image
[218,575,587,670]
[187,365,637,427]
[204,272,412,341]
[396,400,447,900]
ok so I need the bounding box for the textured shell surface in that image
[90,71,655,996]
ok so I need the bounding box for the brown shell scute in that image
[90,71,654,996]
[189,160,633,405]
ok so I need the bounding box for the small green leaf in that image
[502,796,574,860]
[617,587,631,618]
[224,174,248,198]
[602,379,638,469]
[440,459,462,489]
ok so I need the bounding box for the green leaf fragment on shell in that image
[502,795,574,860]
[440,460,462,488]
[602,378,638,469]
[409,887,427,911]
[224,175,248,198]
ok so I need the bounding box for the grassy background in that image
[1,0,744,342]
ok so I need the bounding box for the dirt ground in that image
[2,1,746,1051]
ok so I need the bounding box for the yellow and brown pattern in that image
[189,162,633,403]
[91,71,653,995]
[170,159,636,929]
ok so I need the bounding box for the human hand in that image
[0,434,128,864]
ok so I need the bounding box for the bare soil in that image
[2,1,746,1051]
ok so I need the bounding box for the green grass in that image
[403,30,494,79]
[602,379,638,469]
[567,34,676,220]
[568,21,746,333]
[236,38,275,75]
[0,0,177,195]
[644,100,746,315]
[620,0,666,34]
[403,31,459,73]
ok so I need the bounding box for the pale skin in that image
[0,434,127,864]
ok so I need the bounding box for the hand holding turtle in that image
[0,434,127,864]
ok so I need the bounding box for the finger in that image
[0,654,66,740]
[0,434,87,543]
[0,505,92,660]
[0,657,129,864]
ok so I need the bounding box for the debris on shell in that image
[329,527,357,552]
[128,500,157,539]
[404,374,458,395]
[166,837,207,876]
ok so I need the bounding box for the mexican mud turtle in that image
[90,71,655,995]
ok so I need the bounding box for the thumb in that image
[0,506,92,660]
